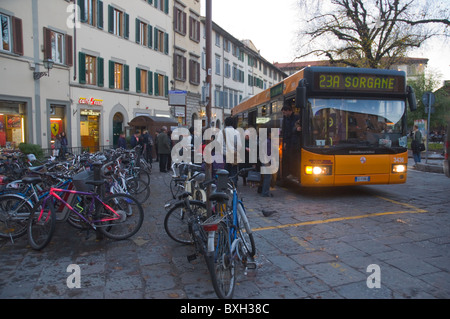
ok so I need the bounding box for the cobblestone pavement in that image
[0,162,449,299]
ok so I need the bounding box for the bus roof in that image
[232,68,305,116]
[231,66,407,116]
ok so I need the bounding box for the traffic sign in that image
[422,91,435,107]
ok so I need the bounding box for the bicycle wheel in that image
[237,202,256,257]
[207,221,236,299]
[126,178,150,204]
[96,193,144,240]
[164,200,206,244]
[0,194,33,239]
[28,198,56,250]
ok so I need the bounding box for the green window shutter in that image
[124,13,129,39]
[108,5,114,33]
[164,76,169,97]
[109,60,115,89]
[97,0,104,29]
[164,33,169,55]
[164,0,169,14]
[154,28,158,51]
[79,52,86,84]
[135,18,140,44]
[148,25,153,48]
[136,67,141,93]
[154,72,159,96]
[78,0,87,23]
[148,71,153,95]
[124,64,129,91]
[148,0,153,4]
[97,57,104,87]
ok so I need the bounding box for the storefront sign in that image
[174,106,186,117]
[78,97,103,106]
[80,109,101,116]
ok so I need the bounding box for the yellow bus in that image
[232,66,418,187]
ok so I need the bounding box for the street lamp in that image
[33,58,54,80]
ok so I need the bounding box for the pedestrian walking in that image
[130,130,142,149]
[60,131,68,159]
[117,131,127,149]
[411,125,423,166]
[142,130,153,163]
[156,126,171,172]
[53,134,61,158]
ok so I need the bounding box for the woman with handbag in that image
[411,125,423,166]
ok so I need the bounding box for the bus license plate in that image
[355,176,370,182]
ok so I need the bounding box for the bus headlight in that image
[392,164,406,173]
[305,166,332,175]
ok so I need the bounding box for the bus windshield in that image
[306,98,408,152]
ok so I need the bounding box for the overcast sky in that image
[201,0,450,85]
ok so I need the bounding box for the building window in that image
[154,0,169,14]
[108,5,129,39]
[136,19,152,48]
[138,20,147,46]
[140,69,148,93]
[215,55,221,75]
[174,54,186,81]
[79,52,103,86]
[174,8,186,35]
[154,28,168,54]
[114,63,123,89]
[85,55,97,85]
[189,59,200,85]
[43,28,72,66]
[215,32,220,47]
[113,8,123,36]
[84,0,96,26]
[154,73,168,97]
[224,60,231,78]
[52,31,65,64]
[136,68,153,95]
[189,17,200,42]
[79,0,103,29]
[109,60,129,91]
[1,14,11,52]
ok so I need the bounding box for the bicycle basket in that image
[72,171,94,192]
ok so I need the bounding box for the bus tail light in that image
[392,164,407,173]
[305,166,332,175]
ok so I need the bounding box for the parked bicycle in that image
[164,166,256,299]
[27,172,144,250]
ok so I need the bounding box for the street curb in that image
[414,162,444,174]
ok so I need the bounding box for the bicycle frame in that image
[38,187,123,227]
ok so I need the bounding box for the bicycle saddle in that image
[22,176,42,185]
[209,192,229,202]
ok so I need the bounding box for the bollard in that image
[92,161,104,240]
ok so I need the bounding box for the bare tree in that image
[295,0,449,68]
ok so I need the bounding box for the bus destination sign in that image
[315,73,405,94]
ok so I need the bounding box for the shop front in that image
[0,100,27,149]
[78,97,102,153]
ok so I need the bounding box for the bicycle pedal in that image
[246,261,257,270]
[187,254,197,262]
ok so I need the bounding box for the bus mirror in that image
[296,86,307,108]
[407,85,417,112]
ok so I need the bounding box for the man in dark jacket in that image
[142,130,153,163]
[156,126,171,172]
[130,130,142,149]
